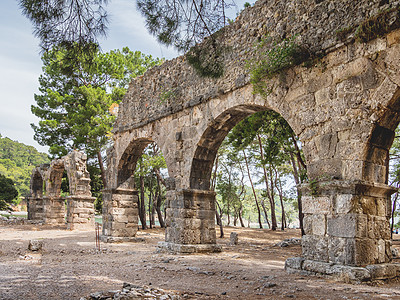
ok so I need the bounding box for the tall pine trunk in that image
[216,201,224,238]
[243,150,263,229]
[260,200,271,229]
[155,175,165,228]
[257,134,277,230]
[238,205,245,227]
[274,166,286,230]
[97,151,107,188]
[138,175,147,229]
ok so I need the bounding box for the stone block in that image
[328,237,347,264]
[127,215,138,223]
[302,235,328,262]
[118,200,137,208]
[182,229,201,244]
[311,214,326,236]
[302,215,313,235]
[347,238,378,266]
[284,257,304,270]
[113,214,129,223]
[229,232,238,245]
[331,265,371,282]
[378,239,386,263]
[334,194,354,214]
[327,214,367,238]
[196,209,215,220]
[28,240,43,251]
[302,196,331,214]
[302,260,331,274]
[333,57,369,84]
[366,263,397,280]
[360,196,377,215]
[375,197,388,217]
[387,28,400,46]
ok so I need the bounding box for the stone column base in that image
[100,235,144,243]
[157,241,222,253]
[66,196,96,230]
[285,257,400,282]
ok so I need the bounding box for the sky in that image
[0,0,247,154]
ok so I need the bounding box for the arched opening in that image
[190,105,268,190]
[366,88,400,252]
[103,138,169,240]
[117,138,153,188]
[31,169,45,199]
[28,167,47,221]
[187,104,305,244]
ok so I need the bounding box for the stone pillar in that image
[101,188,139,242]
[27,197,45,221]
[286,180,399,281]
[42,196,66,225]
[66,195,96,230]
[159,189,221,253]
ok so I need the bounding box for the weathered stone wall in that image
[114,0,400,134]
[105,0,400,270]
[101,188,139,242]
[28,150,95,229]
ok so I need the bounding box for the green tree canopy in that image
[18,0,109,51]
[31,45,162,186]
[136,0,235,51]
[0,135,49,197]
[0,174,19,210]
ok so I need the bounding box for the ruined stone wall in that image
[115,0,400,134]
[28,150,95,229]
[105,0,400,269]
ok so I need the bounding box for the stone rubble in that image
[28,239,43,251]
[80,282,181,300]
[228,232,238,245]
[274,238,301,247]
[0,215,40,225]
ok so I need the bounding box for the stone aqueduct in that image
[28,151,95,230]
[29,0,400,279]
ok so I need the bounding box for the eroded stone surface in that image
[103,0,400,269]
[28,151,95,229]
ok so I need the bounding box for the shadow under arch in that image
[363,88,400,184]
[190,104,295,190]
[117,137,154,188]
[103,137,170,241]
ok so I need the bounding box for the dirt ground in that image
[1,224,400,299]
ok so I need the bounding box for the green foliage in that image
[215,110,306,228]
[0,174,19,210]
[186,38,226,78]
[159,88,176,103]
[31,45,162,159]
[244,2,251,8]
[355,7,400,43]
[335,7,400,43]
[336,26,354,42]
[18,0,109,51]
[87,162,104,214]
[247,35,308,98]
[308,178,319,196]
[0,135,49,197]
[136,0,235,52]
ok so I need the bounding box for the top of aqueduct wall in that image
[114,0,400,135]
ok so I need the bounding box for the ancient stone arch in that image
[28,150,95,230]
[103,0,400,279]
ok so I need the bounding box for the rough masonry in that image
[103,0,400,280]
[28,150,95,230]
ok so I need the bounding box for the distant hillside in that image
[0,134,49,197]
